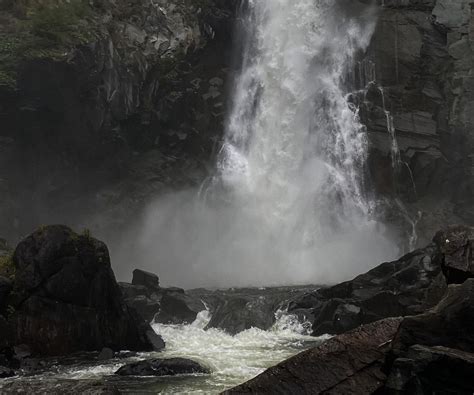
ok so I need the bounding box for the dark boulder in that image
[433,225,474,284]
[132,269,159,290]
[115,357,209,377]
[204,296,276,335]
[119,282,160,322]
[292,244,447,336]
[154,290,205,325]
[9,225,163,355]
[225,317,402,394]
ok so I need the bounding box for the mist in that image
[114,0,400,289]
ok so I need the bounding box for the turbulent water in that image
[0,308,327,394]
[117,0,398,288]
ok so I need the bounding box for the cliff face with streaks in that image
[0,0,472,251]
[363,0,474,246]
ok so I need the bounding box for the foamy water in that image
[0,309,328,394]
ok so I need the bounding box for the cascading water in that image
[121,0,398,288]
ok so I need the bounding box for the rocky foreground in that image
[0,224,472,394]
[227,225,474,394]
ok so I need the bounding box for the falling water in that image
[123,0,398,288]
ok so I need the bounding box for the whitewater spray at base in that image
[118,0,398,288]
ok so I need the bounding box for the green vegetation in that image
[0,253,15,280]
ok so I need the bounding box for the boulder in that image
[225,317,402,394]
[288,243,446,336]
[391,279,474,356]
[204,296,275,335]
[115,358,209,377]
[433,225,474,284]
[9,225,163,355]
[132,269,159,290]
[154,290,205,325]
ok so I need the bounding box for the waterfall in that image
[127,0,398,288]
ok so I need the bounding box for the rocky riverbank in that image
[227,225,474,394]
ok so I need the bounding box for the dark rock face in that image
[0,0,240,244]
[9,225,162,355]
[288,226,473,336]
[290,244,445,336]
[362,1,474,245]
[226,318,403,394]
[391,278,474,355]
[386,345,474,394]
[115,357,209,377]
[433,225,474,283]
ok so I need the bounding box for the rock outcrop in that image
[4,225,163,356]
[287,225,472,336]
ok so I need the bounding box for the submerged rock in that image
[8,225,163,356]
[115,358,209,377]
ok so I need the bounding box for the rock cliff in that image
[363,0,474,246]
[0,0,472,256]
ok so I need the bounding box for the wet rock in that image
[115,357,209,377]
[289,243,446,336]
[154,290,205,325]
[10,225,159,355]
[385,345,474,394]
[433,225,474,284]
[225,317,402,394]
[0,366,15,378]
[132,269,159,290]
[97,347,114,361]
[391,279,474,356]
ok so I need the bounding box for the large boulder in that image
[9,225,163,355]
[115,358,209,377]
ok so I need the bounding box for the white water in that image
[118,0,398,288]
[0,310,327,394]
[148,309,327,393]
